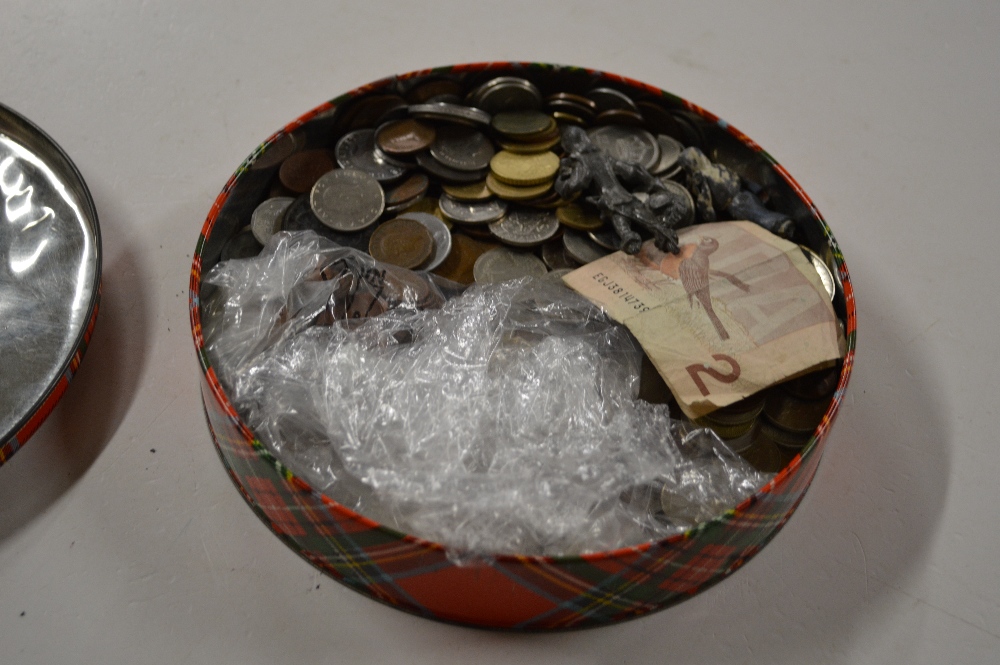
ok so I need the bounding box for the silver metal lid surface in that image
[0,103,101,449]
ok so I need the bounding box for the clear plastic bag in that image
[201,231,771,559]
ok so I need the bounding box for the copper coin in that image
[343,94,408,130]
[546,92,598,112]
[368,218,435,269]
[250,130,303,171]
[278,149,336,194]
[385,172,430,210]
[431,232,500,285]
[441,180,492,201]
[375,119,436,156]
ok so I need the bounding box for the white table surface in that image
[1,2,997,663]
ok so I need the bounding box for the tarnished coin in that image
[283,194,378,252]
[587,87,639,113]
[430,126,495,171]
[409,102,491,127]
[439,193,508,225]
[368,218,435,270]
[431,232,499,285]
[250,197,294,245]
[587,125,660,172]
[384,172,429,212]
[395,212,452,271]
[341,94,408,131]
[490,150,560,186]
[563,228,610,265]
[278,149,337,194]
[545,98,596,124]
[547,92,598,112]
[491,111,555,140]
[652,134,684,175]
[552,111,588,127]
[556,203,604,231]
[222,226,263,261]
[415,151,488,184]
[541,239,581,270]
[405,78,465,104]
[593,109,646,127]
[473,247,547,284]
[442,180,492,201]
[470,76,542,113]
[375,118,436,156]
[657,179,696,227]
[335,129,409,182]
[485,173,553,201]
[488,208,559,247]
[310,168,385,232]
[250,130,302,171]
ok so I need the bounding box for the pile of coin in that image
[222,74,707,283]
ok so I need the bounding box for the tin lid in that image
[0,103,101,459]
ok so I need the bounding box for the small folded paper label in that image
[563,221,842,419]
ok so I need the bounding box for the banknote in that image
[563,221,842,419]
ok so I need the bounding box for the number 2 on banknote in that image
[686,354,741,396]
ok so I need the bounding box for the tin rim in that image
[0,103,102,464]
[188,61,856,565]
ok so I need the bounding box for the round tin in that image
[189,62,857,631]
[0,104,101,465]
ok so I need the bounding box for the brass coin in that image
[738,433,784,473]
[485,173,553,201]
[431,232,499,285]
[442,180,492,201]
[552,111,587,127]
[498,134,561,154]
[375,119,436,156]
[368,218,435,269]
[491,111,556,140]
[489,150,560,187]
[278,149,336,194]
[556,203,604,231]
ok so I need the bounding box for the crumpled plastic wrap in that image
[201,231,771,559]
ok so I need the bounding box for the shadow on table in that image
[0,182,151,543]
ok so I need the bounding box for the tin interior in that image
[0,105,102,444]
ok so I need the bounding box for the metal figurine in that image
[555,126,686,255]
[678,147,794,238]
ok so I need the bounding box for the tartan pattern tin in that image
[189,62,856,630]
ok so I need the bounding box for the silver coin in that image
[415,151,488,184]
[652,134,684,175]
[408,102,491,127]
[310,168,385,232]
[587,87,639,113]
[438,193,507,225]
[488,208,559,247]
[563,229,610,265]
[541,239,581,270]
[473,247,547,284]
[801,246,837,302]
[470,77,543,113]
[335,129,408,182]
[587,125,660,172]
[396,212,452,272]
[588,228,620,251]
[658,179,696,227]
[430,126,495,172]
[250,196,293,245]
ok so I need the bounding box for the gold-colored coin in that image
[489,150,560,187]
[485,173,553,201]
[442,180,493,201]
[402,197,451,229]
[556,203,604,231]
[491,111,556,140]
[552,111,587,126]
[498,134,561,154]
